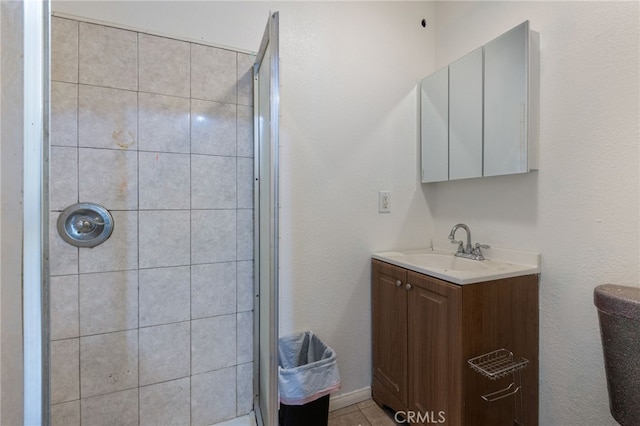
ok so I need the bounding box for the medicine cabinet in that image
[420,66,448,182]
[420,21,539,183]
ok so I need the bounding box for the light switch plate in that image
[379,191,391,213]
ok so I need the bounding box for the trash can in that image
[278,331,341,426]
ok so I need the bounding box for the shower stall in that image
[22,3,280,425]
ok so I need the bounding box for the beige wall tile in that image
[139,266,190,327]
[139,34,190,98]
[237,53,255,107]
[138,92,190,153]
[78,148,138,210]
[79,270,138,335]
[191,154,236,209]
[236,311,253,364]
[139,377,190,425]
[80,330,138,397]
[236,209,253,261]
[191,44,236,104]
[50,275,79,340]
[51,400,80,426]
[81,389,138,426]
[139,322,190,386]
[237,157,254,209]
[237,105,254,158]
[79,22,137,90]
[51,17,78,83]
[236,260,254,313]
[191,368,236,426]
[191,315,236,374]
[50,82,78,147]
[191,99,236,156]
[138,151,190,210]
[236,362,253,417]
[51,339,80,404]
[78,85,137,150]
[50,146,78,211]
[191,209,236,264]
[191,262,236,319]
[138,210,190,269]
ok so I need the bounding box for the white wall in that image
[53,1,271,52]
[51,0,436,400]
[276,1,435,398]
[431,2,639,425]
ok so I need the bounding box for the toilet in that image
[594,284,640,426]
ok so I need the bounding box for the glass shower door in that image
[254,11,279,426]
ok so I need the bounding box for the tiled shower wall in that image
[48,17,254,425]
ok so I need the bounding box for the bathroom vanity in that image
[371,246,539,425]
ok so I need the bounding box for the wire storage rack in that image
[468,349,529,382]
[468,349,529,425]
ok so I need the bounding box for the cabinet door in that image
[449,47,483,180]
[407,272,462,425]
[484,21,529,176]
[420,66,449,183]
[372,261,408,410]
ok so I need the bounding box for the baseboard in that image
[329,387,372,412]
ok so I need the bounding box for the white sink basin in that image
[393,252,490,272]
[373,242,540,285]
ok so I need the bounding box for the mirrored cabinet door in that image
[419,20,538,183]
[484,21,529,176]
[449,47,483,180]
[420,67,449,183]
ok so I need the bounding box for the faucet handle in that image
[450,239,464,252]
[472,243,490,260]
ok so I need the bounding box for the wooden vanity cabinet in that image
[372,259,539,425]
[371,259,409,410]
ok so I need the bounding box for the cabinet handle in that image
[406,283,412,290]
[396,280,402,287]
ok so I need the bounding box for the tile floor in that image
[328,399,402,426]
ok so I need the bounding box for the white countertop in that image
[373,240,540,285]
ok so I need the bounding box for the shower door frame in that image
[253,11,280,426]
[23,0,51,424]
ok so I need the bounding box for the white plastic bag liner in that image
[278,331,341,405]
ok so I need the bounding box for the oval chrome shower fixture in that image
[57,203,114,248]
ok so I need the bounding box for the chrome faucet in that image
[448,223,472,254]
[448,223,490,260]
